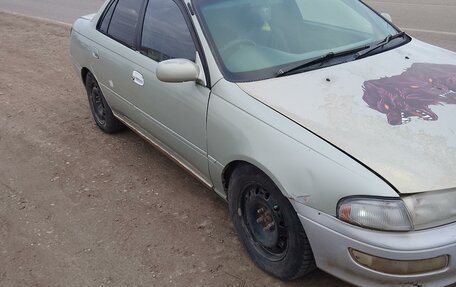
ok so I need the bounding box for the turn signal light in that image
[350,249,449,275]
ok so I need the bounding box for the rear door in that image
[90,0,147,117]
[91,0,212,184]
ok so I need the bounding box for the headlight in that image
[337,197,413,231]
[402,189,456,230]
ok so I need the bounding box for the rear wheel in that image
[85,72,125,133]
[228,165,315,280]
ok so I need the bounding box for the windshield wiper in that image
[276,45,369,77]
[355,31,407,60]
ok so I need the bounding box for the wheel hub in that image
[256,207,275,231]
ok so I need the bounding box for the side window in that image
[98,0,117,34]
[141,0,196,62]
[107,0,144,48]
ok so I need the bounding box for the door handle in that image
[132,71,144,86]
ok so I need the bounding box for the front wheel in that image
[228,165,315,280]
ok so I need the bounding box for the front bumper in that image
[292,202,456,287]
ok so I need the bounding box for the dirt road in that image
[0,13,349,287]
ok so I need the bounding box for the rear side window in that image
[107,0,144,48]
[98,0,117,34]
[141,0,196,62]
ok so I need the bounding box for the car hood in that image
[237,39,456,194]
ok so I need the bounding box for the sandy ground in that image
[0,13,350,287]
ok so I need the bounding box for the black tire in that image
[228,165,316,280]
[85,72,125,133]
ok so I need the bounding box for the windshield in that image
[193,0,401,81]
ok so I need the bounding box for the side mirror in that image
[381,13,392,22]
[156,59,200,83]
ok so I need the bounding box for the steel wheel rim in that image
[90,83,106,125]
[240,183,288,261]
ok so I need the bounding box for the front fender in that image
[207,79,398,215]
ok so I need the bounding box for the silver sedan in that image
[70,0,456,285]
